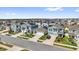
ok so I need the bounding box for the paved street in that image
[0,35,69,51]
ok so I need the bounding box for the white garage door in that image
[36,32,43,35]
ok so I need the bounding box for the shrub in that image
[47,35,51,39]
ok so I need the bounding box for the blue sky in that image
[0,7,79,19]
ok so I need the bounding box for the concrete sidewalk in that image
[0,29,8,34]
[11,32,24,37]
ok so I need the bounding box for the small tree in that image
[47,35,51,39]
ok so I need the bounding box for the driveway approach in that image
[0,35,69,51]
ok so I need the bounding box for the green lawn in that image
[0,42,13,47]
[38,33,50,42]
[21,32,35,38]
[37,39,44,42]
[9,31,16,34]
[39,35,48,40]
[18,32,35,40]
[20,49,29,51]
[8,30,19,35]
[0,30,3,31]
[24,32,35,38]
[0,47,7,51]
[55,35,77,46]
[17,36,29,40]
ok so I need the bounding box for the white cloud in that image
[45,7,63,12]
[75,9,79,12]
[5,12,16,16]
[3,12,17,18]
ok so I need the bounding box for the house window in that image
[27,26,29,29]
[22,27,25,30]
[59,29,62,31]
[16,25,19,28]
[73,30,75,32]
[53,28,57,32]
[49,29,52,31]
[58,29,62,32]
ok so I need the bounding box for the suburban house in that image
[48,22,56,26]
[68,25,79,40]
[21,23,30,33]
[0,21,6,31]
[28,23,38,33]
[42,22,48,29]
[21,22,38,33]
[48,24,64,36]
[0,24,6,31]
[35,22,41,28]
[10,23,21,32]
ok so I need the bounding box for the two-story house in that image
[10,23,21,32]
[48,24,64,36]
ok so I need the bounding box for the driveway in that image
[29,32,43,42]
[43,35,57,46]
